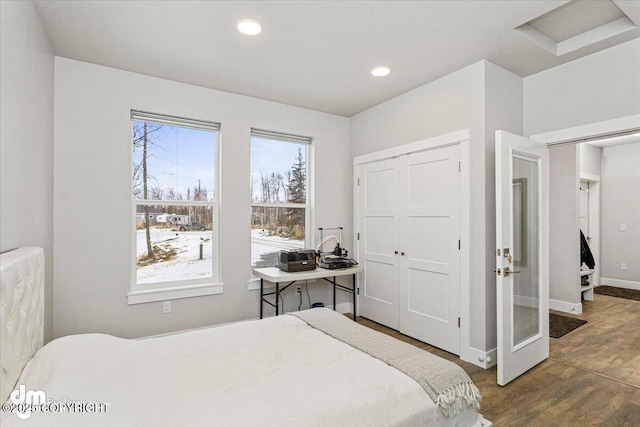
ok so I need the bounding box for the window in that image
[129,110,221,304]
[250,129,312,268]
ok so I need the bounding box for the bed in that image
[1,248,490,426]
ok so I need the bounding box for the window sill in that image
[128,282,224,305]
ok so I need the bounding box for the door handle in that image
[503,267,520,277]
[493,268,520,277]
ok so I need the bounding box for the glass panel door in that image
[512,156,540,348]
[496,130,549,386]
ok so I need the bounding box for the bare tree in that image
[132,122,163,198]
[165,187,177,201]
[150,186,164,200]
[280,172,290,202]
[250,175,256,203]
[252,169,297,232]
[142,124,154,257]
[133,121,163,259]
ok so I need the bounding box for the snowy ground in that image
[136,228,212,284]
[136,228,305,282]
[251,229,304,268]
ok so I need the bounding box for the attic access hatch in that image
[515,0,640,56]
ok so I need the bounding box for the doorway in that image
[532,115,640,314]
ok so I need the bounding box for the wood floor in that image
[357,293,640,426]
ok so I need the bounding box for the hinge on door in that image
[458,317,461,328]
[458,161,461,172]
[357,178,360,186]
[357,288,360,295]
[458,239,461,250]
[357,232,360,240]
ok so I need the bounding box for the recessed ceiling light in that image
[237,19,262,36]
[371,66,391,77]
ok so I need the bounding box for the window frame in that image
[249,130,313,277]
[127,110,223,305]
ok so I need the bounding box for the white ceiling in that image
[34,0,640,117]
[528,0,627,42]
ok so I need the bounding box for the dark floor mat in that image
[549,313,587,338]
[594,286,640,301]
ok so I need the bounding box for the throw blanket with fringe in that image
[288,309,481,418]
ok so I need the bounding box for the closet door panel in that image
[365,168,395,210]
[407,159,450,207]
[407,215,450,267]
[399,145,461,355]
[406,269,449,322]
[363,258,395,304]
[357,159,400,329]
[362,216,396,304]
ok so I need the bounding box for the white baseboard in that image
[600,278,640,291]
[479,415,493,427]
[138,318,254,340]
[461,346,497,369]
[334,302,352,314]
[549,298,582,315]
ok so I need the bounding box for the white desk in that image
[253,266,364,321]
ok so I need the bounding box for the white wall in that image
[580,144,602,177]
[351,61,523,364]
[600,143,640,285]
[53,58,351,339]
[350,62,486,158]
[484,62,523,350]
[524,38,640,136]
[0,0,55,342]
[548,144,581,310]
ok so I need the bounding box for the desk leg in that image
[275,283,280,316]
[333,276,336,311]
[352,274,357,322]
[260,278,264,319]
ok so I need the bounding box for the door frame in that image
[530,114,640,312]
[579,175,600,302]
[529,114,640,147]
[353,129,472,362]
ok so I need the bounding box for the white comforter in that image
[3,315,481,426]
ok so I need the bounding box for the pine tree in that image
[286,148,306,237]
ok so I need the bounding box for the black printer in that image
[277,249,317,272]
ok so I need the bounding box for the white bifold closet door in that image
[358,158,401,329]
[358,145,461,355]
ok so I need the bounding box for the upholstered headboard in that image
[0,247,44,404]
